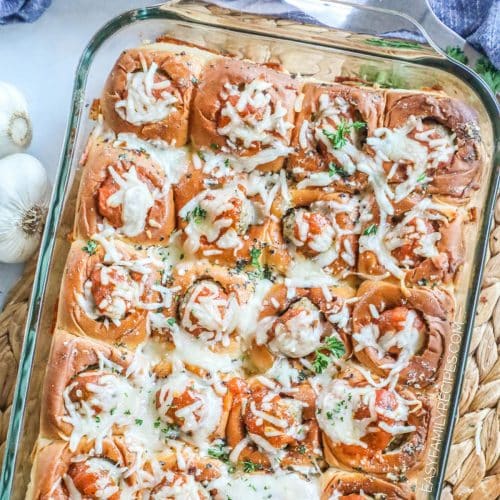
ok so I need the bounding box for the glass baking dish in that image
[1,1,498,498]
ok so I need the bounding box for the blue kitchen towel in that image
[429,0,499,68]
[0,0,51,24]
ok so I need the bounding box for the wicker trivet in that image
[0,199,498,497]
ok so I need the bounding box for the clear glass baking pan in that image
[0,1,498,498]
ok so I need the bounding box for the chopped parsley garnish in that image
[166,317,176,327]
[197,150,205,161]
[312,336,346,374]
[191,76,199,85]
[250,246,261,267]
[365,37,422,50]
[224,158,230,169]
[475,57,500,95]
[208,442,230,462]
[82,239,98,255]
[323,120,366,149]
[94,416,101,423]
[246,247,272,281]
[262,266,273,280]
[161,424,180,439]
[154,418,161,428]
[312,351,330,374]
[210,143,219,150]
[363,224,378,236]
[328,162,349,179]
[124,409,131,415]
[445,46,469,65]
[110,408,116,416]
[185,205,207,224]
[135,419,143,426]
[416,172,427,183]
[297,444,307,454]
[326,398,350,421]
[242,460,262,473]
[418,278,429,286]
[324,336,346,358]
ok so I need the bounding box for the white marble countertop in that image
[0,0,160,308]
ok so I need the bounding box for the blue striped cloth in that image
[429,0,499,68]
[0,0,50,23]
[0,0,497,68]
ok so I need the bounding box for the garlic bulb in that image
[0,154,50,263]
[0,82,32,158]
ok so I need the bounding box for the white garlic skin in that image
[0,154,50,263]
[0,82,33,158]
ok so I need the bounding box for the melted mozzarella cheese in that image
[85,458,124,498]
[217,79,292,149]
[151,473,208,500]
[265,358,301,390]
[353,310,425,382]
[157,370,223,447]
[180,281,239,346]
[269,308,323,358]
[179,184,252,254]
[106,165,154,236]
[361,197,451,277]
[208,470,320,499]
[285,256,338,290]
[62,340,199,458]
[76,262,145,326]
[296,171,333,189]
[243,170,280,218]
[237,279,274,342]
[115,133,189,182]
[316,379,415,448]
[198,144,293,177]
[359,217,404,279]
[168,324,240,374]
[62,475,83,500]
[115,56,178,125]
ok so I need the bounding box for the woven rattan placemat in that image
[0,200,498,498]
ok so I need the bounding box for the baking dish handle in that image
[324,0,482,64]
[164,0,435,59]
[178,0,468,62]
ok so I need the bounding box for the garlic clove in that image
[0,82,33,158]
[0,154,50,264]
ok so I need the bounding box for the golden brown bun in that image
[357,193,465,285]
[174,164,287,267]
[320,468,413,499]
[154,260,250,354]
[30,437,134,499]
[352,281,452,387]
[281,191,359,280]
[56,240,157,346]
[225,376,321,470]
[190,58,298,171]
[75,135,175,244]
[288,82,384,192]
[321,367,430,476]
[247,283,355,372]
[384,91,481,201]
[101,48,203,145]
[154,366,234,443]
[40,330,132,440]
